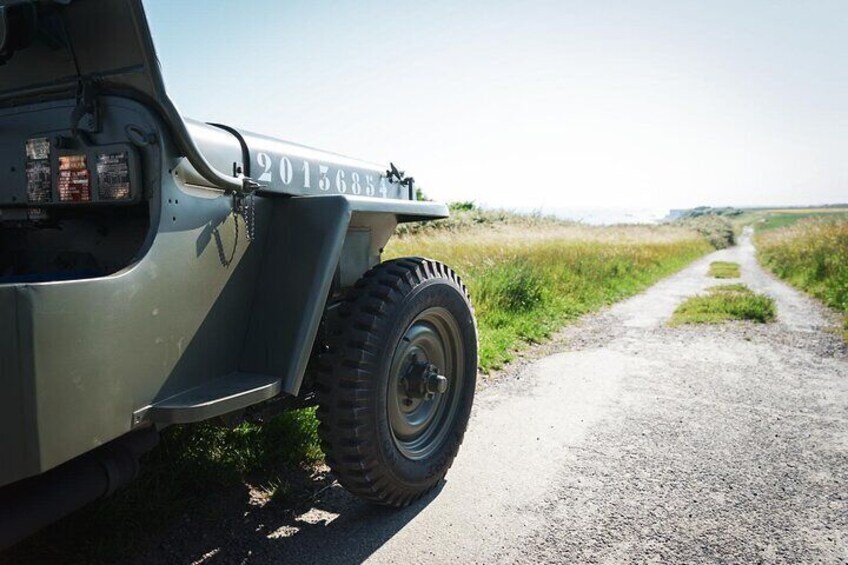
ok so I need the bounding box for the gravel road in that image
[134,231,847,564]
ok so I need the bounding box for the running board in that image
[138,373,282,425]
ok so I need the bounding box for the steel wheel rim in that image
[388,306,465,461]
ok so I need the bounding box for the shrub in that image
[676,216,735,249]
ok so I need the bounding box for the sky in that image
[144,0,848,212]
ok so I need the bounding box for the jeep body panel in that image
[0,0,448,490]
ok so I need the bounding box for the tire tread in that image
[315,257,475,506]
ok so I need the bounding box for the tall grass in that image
[757,218,848,338]
[395,203,563,237]
[387,224,712,370]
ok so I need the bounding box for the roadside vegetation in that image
[709,261,740,279]
[387,207,714,370]
[671,284,777,325]
[757,217,848,340]
[396,201,562,237]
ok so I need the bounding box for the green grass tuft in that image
[708,261,741,278]
[671,284,776,325]
[708,283,749,293]
[475,261,548,313]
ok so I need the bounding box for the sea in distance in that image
[512,206,674,226]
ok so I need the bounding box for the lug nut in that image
[427,369,448,394]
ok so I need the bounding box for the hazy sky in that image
[145,0,847,210]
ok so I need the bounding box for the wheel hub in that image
[401,358,449,401]
[387,308,465,461]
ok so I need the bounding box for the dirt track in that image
[126,231,848,564]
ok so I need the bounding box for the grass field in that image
[709,261,740,279]
[757,217,848,339]
[386,220,713,370]
[757,211,848,231]
[728,206,848,233]
[670,284,776,325]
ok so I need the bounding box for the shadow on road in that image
[2,469,442,565]
[175,482,442,564]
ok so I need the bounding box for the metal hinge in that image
[70,78,101,136]
[387,162,416,200]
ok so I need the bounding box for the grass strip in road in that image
[756,217,848,341]
[671,284,776,325]
[708,261,740,278]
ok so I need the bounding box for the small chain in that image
[233,195,242,237]
[234,193,256,242]
[247,192,256,241]
[233,200,239,244]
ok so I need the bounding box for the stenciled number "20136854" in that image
[255,152,390,197]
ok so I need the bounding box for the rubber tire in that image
[316,257,478,507]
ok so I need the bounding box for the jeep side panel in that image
[0,0,447,489]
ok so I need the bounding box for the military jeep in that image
[0,0,477,548]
